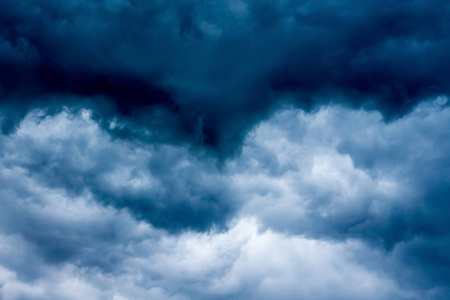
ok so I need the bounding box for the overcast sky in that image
[1,1,450,299]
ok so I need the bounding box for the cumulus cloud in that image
[2,0,450,299]
[0,97,449,298]
[0,216,420,300]
[230,97,450,294]
[233,97,450,247]
[0,108,235,232]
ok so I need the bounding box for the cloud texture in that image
[1,0,450,152]
[2,0,450,299]
[0,97,449,299]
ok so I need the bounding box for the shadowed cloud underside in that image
[1,1,450,299]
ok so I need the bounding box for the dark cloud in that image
[1,1,450,299]
[1,0,450,154]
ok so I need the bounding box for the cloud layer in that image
[2,1,450,299]
[1,0,450,152]
[0,97,449,299]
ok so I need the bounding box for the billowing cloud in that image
[229,97,450,295]
[2,1,450,299]
[0,97,449,298]
[1,0,450,152]
[0,108,235,232]
[234,96,450,248]
[0,219,423,300]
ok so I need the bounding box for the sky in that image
[1,0,450,299]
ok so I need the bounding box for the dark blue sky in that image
[1,0,450,299]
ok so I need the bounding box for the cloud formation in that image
[2,1,450,299]
[1,0,450,152]
[0,109,235,232]
[0,97,449,299]
[0,219,420,300]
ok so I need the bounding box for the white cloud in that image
[231,97,450,240]
[1,98,449,299]
[0,219,414,300]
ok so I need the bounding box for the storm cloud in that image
[0,97,449,298]
[1,0,450,152]
[1,0,450,299]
